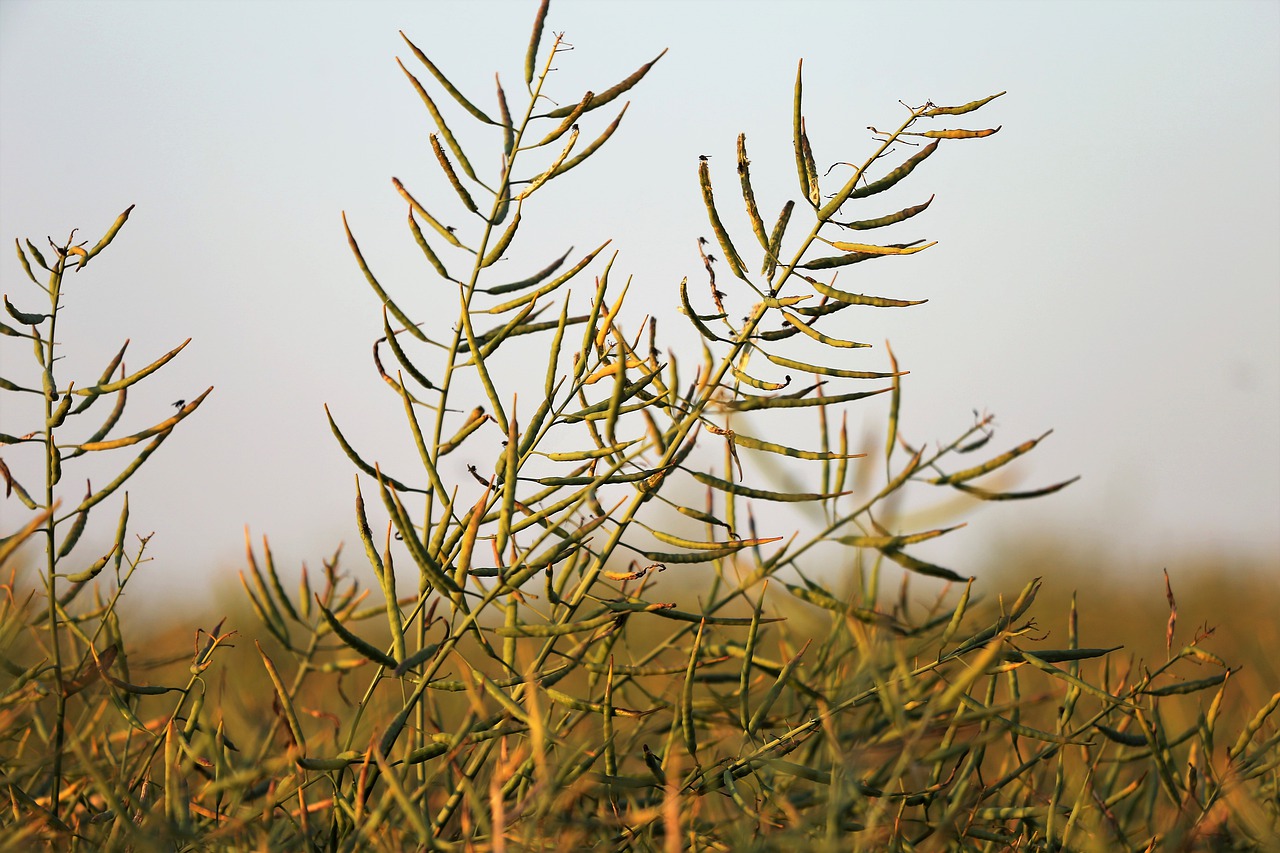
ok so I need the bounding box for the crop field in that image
[2,2,1276,850]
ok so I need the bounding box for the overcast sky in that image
[2,1,1277,602]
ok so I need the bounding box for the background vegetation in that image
[2,3,1276,850]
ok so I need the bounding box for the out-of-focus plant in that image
[5,1,1274,849]
[0,210,218,844]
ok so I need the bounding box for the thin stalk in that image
[41,250,67,818]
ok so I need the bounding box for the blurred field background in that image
[2,0,1276,610]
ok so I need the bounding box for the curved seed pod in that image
[14,239,39,284]
[916,126,1000,139]
[495,405,519,558]
[376,525,406,665]
[1228,691,1280,760]
[688,469,847,503]
[430,134,478,214]
[880,547,967,583]
[730,364,789,391]
[62,545,116,583]
[551,104,629,179]
[24,240,49,271]
[674,504,733,534]
[834,525,963,550]
[648,529,781,552]
[395,58,484,187]
[791,60,807,202]
[784,583,902,630]
[533,91,592,148]
[539,302,571,401]
[390,179,466,250]
[524,0,550,87]
[885,343,902,467]
[380,311,437,394]
[950,476,1080,501]
[496,609,617,637]
[0,376,38,395]
[452,482,490,587]
[738,582,767,728]
[404,207,455,280]
[789,301,849,326]
[681,619,706,760]
[65,340,189,399]
[46,384,75,429]
[731,432,863,462]
[324,405,424,493]
[257,642,309,754]
[737,134,770,253]
[923,92,1005,117]
[818,238,936,255]
[474,301,542,360]
[1007,646,1123,665]
[55,487,91,558]
[679,277,729,343]
[562,394,659,427]
[817,140,940,223]
[438,407,488,455]
[800,121,821,207]
[517,127,579,201]
[316,598,397,669]
[930,431,1052,485]
[344,212,429,341]
[76,387,211,451]
[543,439,641,462]
[243,533,288,639]
[604,351,628,447]
[726,386,890,412]
[485,241,609,315]
[936,578,975,656]
[0,459,36,509]
[80,204,135,268]
[5,295,46,325]
[494,161,513,226]
[545,50,666,118]
[698,158,747,280]
[400,31,495,125]
[393,642,443,676]
[761,351,903,379]
[594,278,630,350]
[69,429,180,516]
[763,200,794,279]
[780,310,869,349]
[353,479,385,584]
[532,464,664,486]
[852,140,938,201]
[495,74,515,161]
[0,320,34,339]
[1019,650,1139,709]
[748,639,811,736]
[835,196,934,231]
[297,752,369,771]
[601,657,618,774]
[257,534,299,626]
[546,688,652,719]
[483,247,572,295]
[382,480,459,599]
[481,209,521,267]
[0,504,54,567]
[804,276,926,308]
[69,341,127,416]
[759,294,809,310]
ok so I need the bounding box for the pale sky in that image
[2,1,1277,601]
